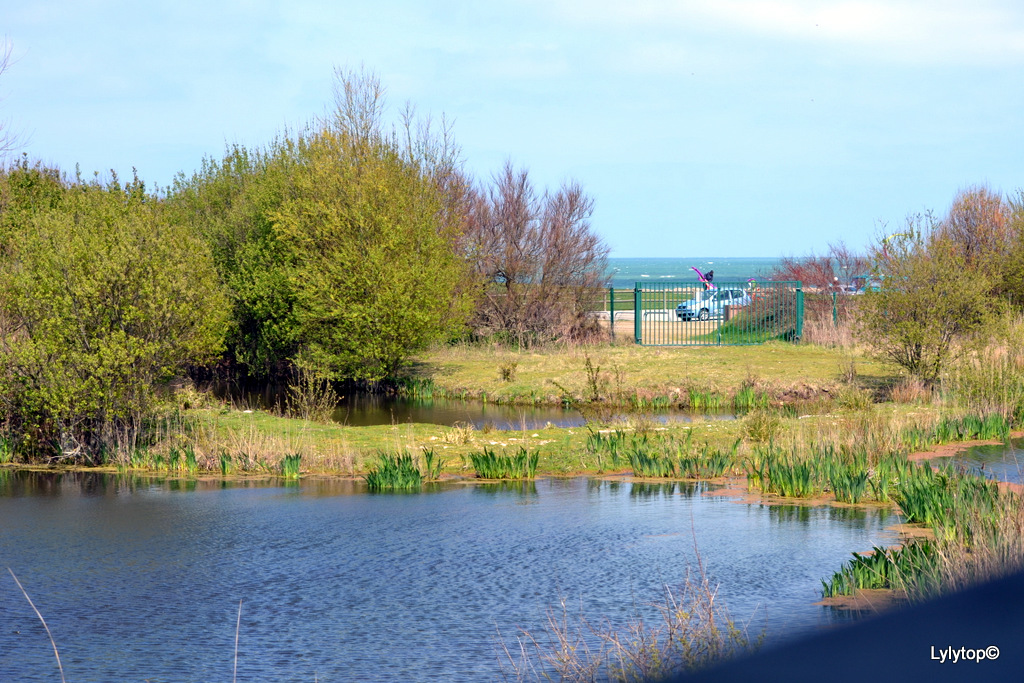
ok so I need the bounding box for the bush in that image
[0,172,228,461]
[856,221,1001,383]
[171,69,475,381]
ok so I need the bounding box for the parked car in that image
[676,288,751,321]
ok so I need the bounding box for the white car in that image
[675,288,751,321]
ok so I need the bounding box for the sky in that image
[3,0,1024,257]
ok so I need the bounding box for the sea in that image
[606,257,783,289]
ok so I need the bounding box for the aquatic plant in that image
[820,541,938,598]
[587,429,630,470]
[168,447,181,471]
[423,449,445,480]
[183,445,199,474]
[686,387,723,412]
[469,447,539,480]
[827,464,870,504]
[393,377,437,400]
[219,451,234,476]
[732,385,769,413]
[628,446,676,478]
[280,453,302,480]
[365,451,423,490]
[933,413,1010,443]
[678,439,739,479]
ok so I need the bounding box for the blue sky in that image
[4,1,1024,257]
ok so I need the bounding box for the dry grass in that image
[802,314,858,349]
[889,376,934,404]
[940,317,1024,418]
[501,548,762,681]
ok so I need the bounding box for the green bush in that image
[0,171,228,462]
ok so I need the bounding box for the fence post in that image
[832,291,838,327]
[634,283,642,344]
[795,283,805,340]
[608,286,615,341]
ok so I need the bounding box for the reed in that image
[0,435,14,464]
[820,542,938,598]
[393,377,437,400]
[365,451,423,490]
[732,385,770,413]
[469,446,540,480]
[8,568,66,683]
[628,445,676,478]
[686,387,723,412]
[219,451,234,476]
[678,439,739,479]
[280,453,302,480]
[586,429,629,470]
[423,449,445,480]
[932,413,1010,443]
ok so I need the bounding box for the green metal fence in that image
[631,280,804,346]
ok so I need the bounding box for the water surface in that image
[0,472,897,682]
[937,438,1024,485]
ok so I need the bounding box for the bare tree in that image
[770,242,868,291]
[935,185,1013,266]
[466,162,609,344]
[0,39,23,160]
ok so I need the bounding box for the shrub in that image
[0,171,228,462]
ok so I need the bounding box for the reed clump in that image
[279,453,302,480]
[365,451,423,490]
[469,446,540,479]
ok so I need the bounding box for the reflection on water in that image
[207,380,735,429]
[0,472,897,682]
[937,438,1024,485]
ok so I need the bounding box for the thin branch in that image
[234,599,243,683]
[8,568,66,683]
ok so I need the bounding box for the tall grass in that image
[942,316,1024,419]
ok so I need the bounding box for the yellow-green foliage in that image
[274,125,472,380]
[0,169,228,461]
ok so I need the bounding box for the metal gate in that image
[632,280,804,346]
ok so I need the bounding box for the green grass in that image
[403,341,891,408]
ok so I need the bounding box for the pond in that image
[0,472,898,682]
[209,381,734,429]
[936,438,1024,485]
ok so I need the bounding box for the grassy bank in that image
[398,341,894,407]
